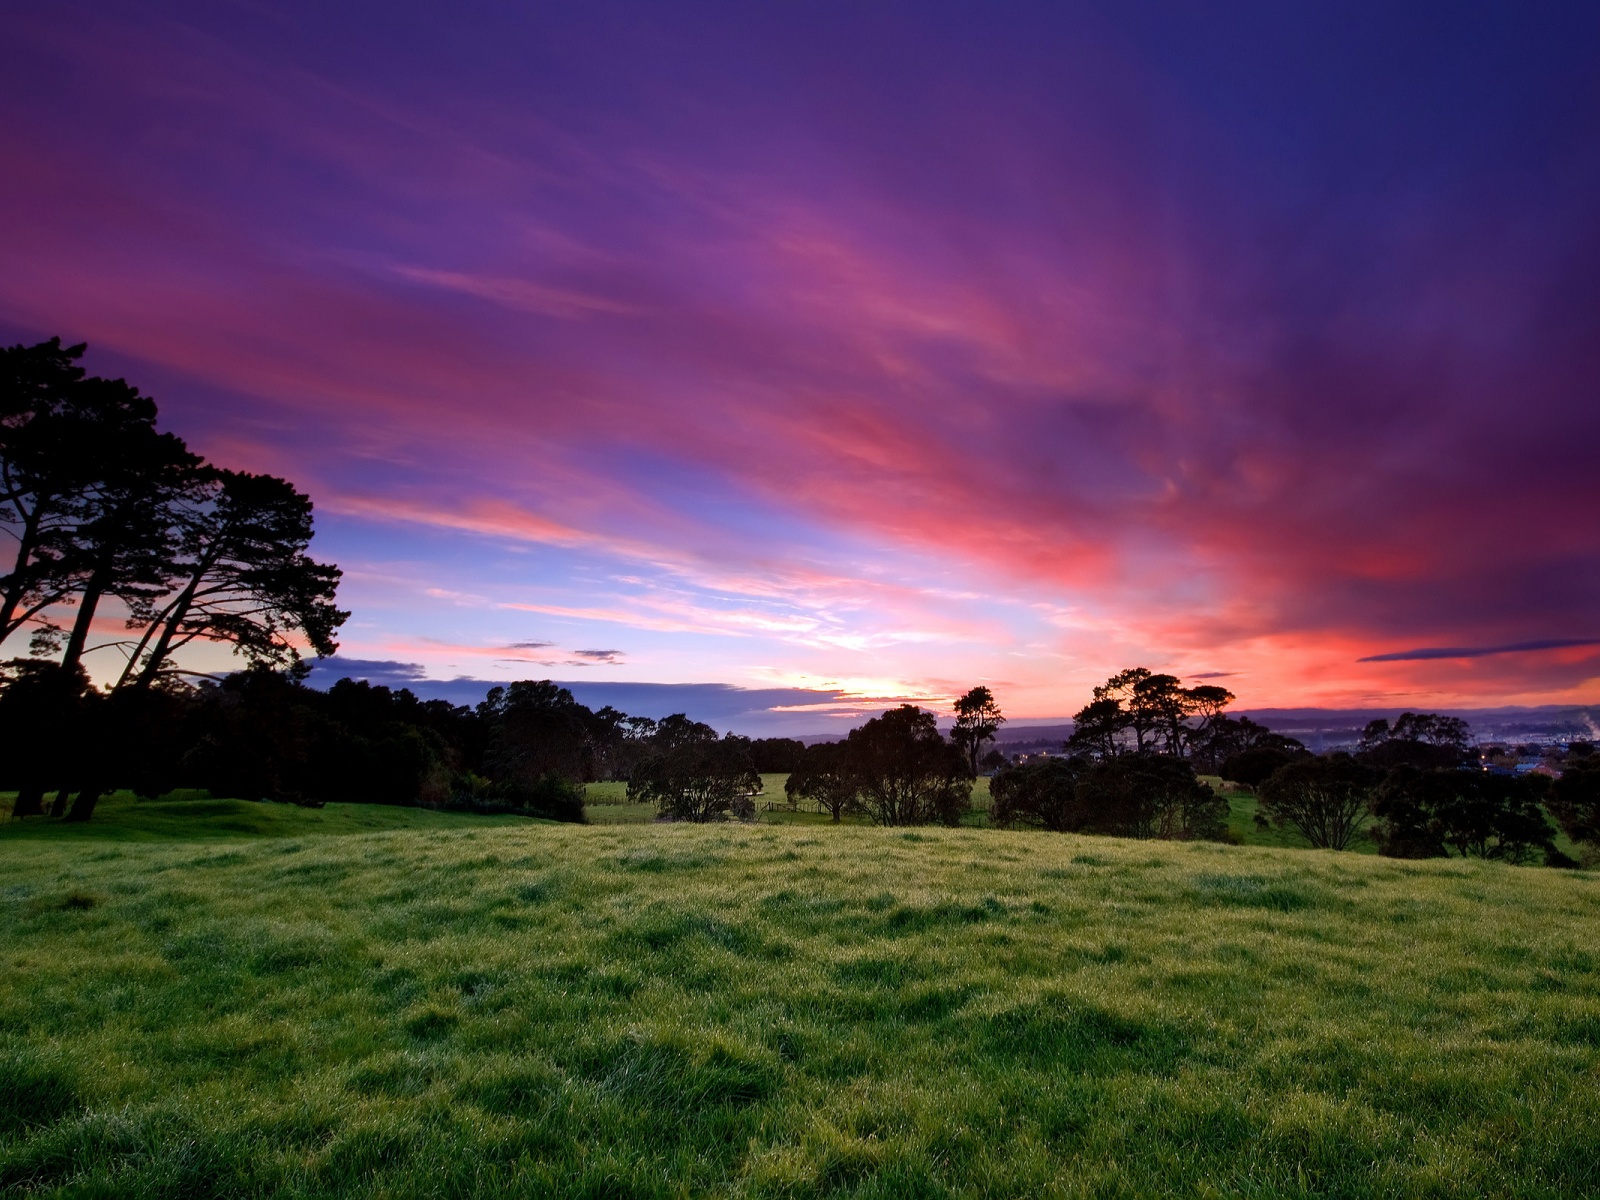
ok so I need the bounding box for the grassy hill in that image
[2,796,1598,1197]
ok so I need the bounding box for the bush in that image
[1549,759,1600,847]
[989,758,1083,830]
[1075,754,1229,841]
[1220,746,1306,789]
[1371,768,1561,864]
[503,771,587,823]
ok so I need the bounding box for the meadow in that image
[3,793,1599,1197]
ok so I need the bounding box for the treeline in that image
[988,669,1599,867]
[0,668,807,824]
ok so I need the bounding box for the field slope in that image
[3,800,1599,1197]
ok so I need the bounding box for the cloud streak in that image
[3,4,1599,711]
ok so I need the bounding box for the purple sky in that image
[3,2,1599,731]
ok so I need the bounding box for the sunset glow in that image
[4,3,1598,729]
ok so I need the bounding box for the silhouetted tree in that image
[1195,715,1304,776]
[1256,754,1380,850]
[479,681,597,786]
[1075,754,1229,840]
[989,757,1083,831]
[749,736,806,774]
[1065,697,1126,759]
[0,659,88,817]
[1371,767,1561,864]
[1547,758,1600,850]
[117,470,345,689]
[951,686,1005,774]
[629,735,760,821]
[1358,713,1473,771]
[785,740,857,821]
[1220,744,1308,788]
[840,705,971,826]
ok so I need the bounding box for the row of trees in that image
[0,665,814,824]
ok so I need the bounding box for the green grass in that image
[0,791,528,842]
[3,800,1600,1197]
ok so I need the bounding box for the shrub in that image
[1371,768,1561,864]
[989,758,1083,830]
[1220,745,1306,789]
[1548,759,1600,847]
[1075,754,1229,841]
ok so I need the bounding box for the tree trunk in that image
[57,574,104,678]
[0,509,43,641]
[10,785,44,819]
[65,782,103,823]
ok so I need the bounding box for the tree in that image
[1065,697,1126,759]
[478,681,598,786]
[116,469,345,689]
[1358,713,1473,771]
[1,339,194,659]
[1255,754,1380,850]
[1074,754,1229,840]
[749,737,805,773]
[785,740,857,822]
[841,705,971,826]
[950,686,1005,774]
[1193,715,1302,775]
[0,658,89,817]
[1546,758,1600,850]
[629,736,760,821]
[1371,768,1561,864]
[989,757,1083,831]
[1220,745,1308,789]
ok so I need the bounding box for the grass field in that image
[3,795,1600,1197]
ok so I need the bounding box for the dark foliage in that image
[629,737,761,822]
[748,737,805,773]
[840,705,972,826]
[1221,745,1308,789]
[1358,713,1473,771]
[1548,759,1600,848]
[785,740,858,822]
[1256,753,1380,850]
[989,757,1083,831]
[1371,768,1562,864]
[951,686,1005,774]
[1074,754,1230,841]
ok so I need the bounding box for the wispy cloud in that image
[1359,639,1600,663]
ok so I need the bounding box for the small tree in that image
[785,740,857,822]
[1256,754,1379,850]
[629,737,760,822]
[842,705,971,826]
[989,757,1082,831]
[950,686,1005,774]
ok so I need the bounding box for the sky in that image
[3,1,1599,733]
